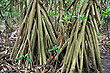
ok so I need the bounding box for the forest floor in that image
[0,24,110,73]
[99,26,110,73]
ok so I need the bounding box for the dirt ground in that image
[100,50,110,73]
[0,24,110,73]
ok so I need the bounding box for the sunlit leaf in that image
[25,53,29,57]
[26,58,32,62]
[15,57,22,60]
[97,33,102,36]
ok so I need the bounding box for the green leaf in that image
[26,58,32,62]
[69,12,72,15]
[79,16,87,20]
[20,0,23,2]
[55,45,57,48]
[15,57,22,60]
[0,26,2,30]
[78,0,81,3]
[56,50,60,53]
[55,45,59,49]
[20,54,25,58]
[48,49,53,52]
[104,15,108,18]
[82,17,87,20]
[71,17,76,19]
[106,8,110,13]
[63,16,67,20]
[65,0,70,2]
[50,13,54,15]
[25,53,29,57]
[103,11,105,13]
[97,33,102,36]
[52,46,56,50]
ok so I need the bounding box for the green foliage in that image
[65,0,71,2]
[106,8,110,13]
[56,49,60,53]
[50,10,55,16]
[15,57,23,60]
[69,12,72,16]
[0,0,23,24]
[20,54,25,58]
[0,26,2,30]
[25,53,29,57]
[50,12,55,16]
[20,0,23,2]
[15,53,32,63]
[78,0,81,3]
[48,45,60,53]
[48,49,54,52]
[97,33,102,36]
[26,58,32,63]
[79,16,87,20]
[100,8,110,19]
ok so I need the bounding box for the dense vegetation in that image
[0,0,110,73]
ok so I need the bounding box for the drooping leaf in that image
[15,57,22,60]
[97,33,102,36]
[25,53,29,57]
[20,54,25,58]
[26,58,32,62]
[56,49,60,53]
